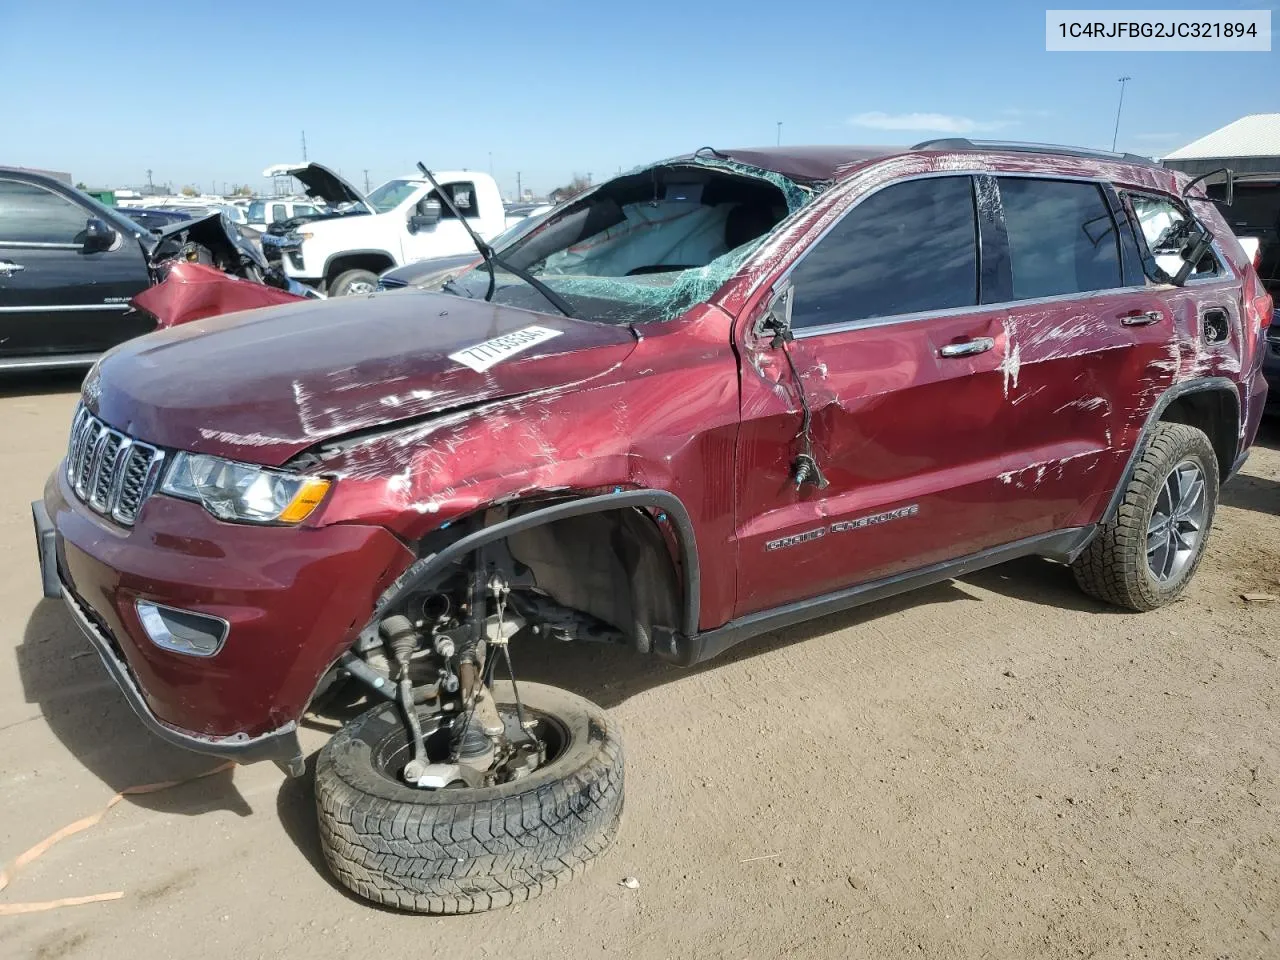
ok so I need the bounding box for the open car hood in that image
[90,292,637,467]
[261,162,372,212]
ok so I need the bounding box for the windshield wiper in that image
[440,275,471,298]
[415,162,575,319]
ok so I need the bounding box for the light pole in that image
[1111,76,1131,151]
[776,121,782,146]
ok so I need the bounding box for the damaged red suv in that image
[33,141,1271,914]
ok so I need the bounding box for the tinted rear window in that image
[789,175,978,329]
[998,178,1122,299]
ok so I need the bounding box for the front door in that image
[401,181,483,263]
[0,178,152,361]
[734,173,1027,616]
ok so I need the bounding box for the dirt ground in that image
[0,371,1277,960]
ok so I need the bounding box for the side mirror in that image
[81,217,117,253]
[755,285,794,346]
[408,199,442,234]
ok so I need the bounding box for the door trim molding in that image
[0,303,131,313]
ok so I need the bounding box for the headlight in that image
[160,452,330,524]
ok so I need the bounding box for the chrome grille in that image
[65,406,165,526]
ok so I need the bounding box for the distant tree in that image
[180,185,197,197]
[231,184,253,197]
[548,174,592,203]
[75,181,87,189]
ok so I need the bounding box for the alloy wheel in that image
[1146,458,1206,582]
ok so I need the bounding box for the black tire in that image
[314,681,623,914]
[1071,422,1219,611]
[328,269,380,297]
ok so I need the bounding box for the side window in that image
[0,178,90,245]
[997,178,1122,299]
[293,204,318,218]
[788,176,978,329]
[1127,193,1219,281]
[425,182,480,220]
[270,203,289,223]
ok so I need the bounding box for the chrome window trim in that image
[0,303,131,313]
[791,283,1160,340]
[0,240,81,250]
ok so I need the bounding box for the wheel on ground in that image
[328,269,380,297]
[1071,421,1218,611]
[314,681,623,914]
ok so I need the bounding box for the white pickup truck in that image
[262,163,512,296]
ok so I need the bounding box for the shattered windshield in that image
[367,179,419,213]
[445,157,812,324]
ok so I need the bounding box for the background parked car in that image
[119,207,201,232]
[0,167,295,370]
[245,197,325,232]
[265,162,509,296]
[0,167,162,369]
[376,204,556,290]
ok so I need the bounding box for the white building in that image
[1163,114,1280,178]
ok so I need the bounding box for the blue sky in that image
[1,0,1273,197]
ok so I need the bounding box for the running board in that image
[672,527,1094,667]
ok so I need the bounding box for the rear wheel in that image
[1071,422,1218,611]
[328,269,380,297]
[315,681,623,914]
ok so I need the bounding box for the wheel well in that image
[502,506,683,655]
[325,252,395,284]
[381,493,698,662]
[1158,387,1238,477]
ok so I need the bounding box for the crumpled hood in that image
[90,292,637,466]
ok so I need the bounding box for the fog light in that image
[135,601,228,657]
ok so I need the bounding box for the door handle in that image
[0,260,25,275]
[939,337,995,358]
[1120,309,1163,326]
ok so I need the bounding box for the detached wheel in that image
[1072,422,1218,611]
[328,269,380,296]
[315,681,623,914]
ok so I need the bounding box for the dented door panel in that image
[997,289,1177,530]
[733,306,1049,618]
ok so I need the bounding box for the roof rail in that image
[909,138,1159,167]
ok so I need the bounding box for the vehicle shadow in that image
[0,370,85,400]
[274,754,397,909]
[511,574,1031,710]
[1219,415,1280,515]
[1222,468,1280,515]
[15,599,251,816]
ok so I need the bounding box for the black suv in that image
[0,167,160,371]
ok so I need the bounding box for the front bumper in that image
[35,468,413,769]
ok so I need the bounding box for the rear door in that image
[734,174,1025,616]
[0,177,152,362]
[982,175,1168,530]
